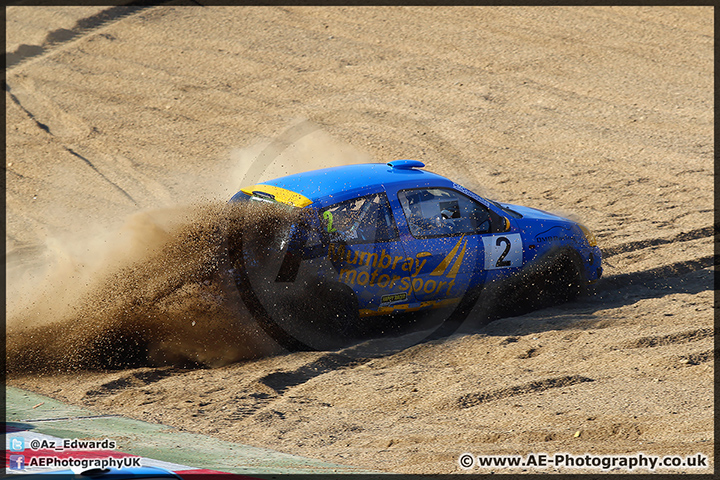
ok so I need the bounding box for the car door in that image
[319,192,414,314]
[394,187,522,304]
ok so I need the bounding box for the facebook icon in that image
[9,455,25,470]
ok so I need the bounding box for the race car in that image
[227,160,601,344]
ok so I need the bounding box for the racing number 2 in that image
[495,237,511,267]
[483,233,522,270]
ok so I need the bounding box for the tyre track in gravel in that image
[7,82,177,210]
[593,222,714,295]
[456,375,595,409]
[6,4,184,210]
[596,254,714,292]
[6,83,139,206]
[600,225,715,259]
[620,328,713,350]
[6,4,161,71]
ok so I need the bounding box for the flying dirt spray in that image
[6,121,371,374]
[6,120,571,374]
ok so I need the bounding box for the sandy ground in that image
[5,5,714,474]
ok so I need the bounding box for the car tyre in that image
[497,248,585,317]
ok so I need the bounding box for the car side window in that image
[398,188,492,238]
[320,193,399,244]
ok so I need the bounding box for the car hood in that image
[500,202,589,252]
[499,203,574,223]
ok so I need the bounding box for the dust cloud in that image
[227,119,372,191]
[6,124,372,374]
[6,202,296,373]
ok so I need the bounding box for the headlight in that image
[578,224,597,247]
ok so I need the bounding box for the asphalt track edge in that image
[5,386,374,476]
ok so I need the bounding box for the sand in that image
[5,5,713,474]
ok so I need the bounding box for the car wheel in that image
[314,281,361,339]
[496,248,585,317]
[528,249,585,307]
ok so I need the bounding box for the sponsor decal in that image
[328,243,457,297]
[381,292,407,304]
[535,226,572,244]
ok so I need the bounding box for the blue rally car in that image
[228,160,601,340]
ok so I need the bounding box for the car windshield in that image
[485,198,523,218]
[398,188,493,237]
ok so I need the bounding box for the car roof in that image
[244,161,452,207]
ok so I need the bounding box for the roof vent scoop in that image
[387,160,425,170]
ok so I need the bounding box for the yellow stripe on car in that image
[430,236,464,276]
[446,239,467,279]
[578,223,598,247]
[241,184,313,208]
[359,298,461,317]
